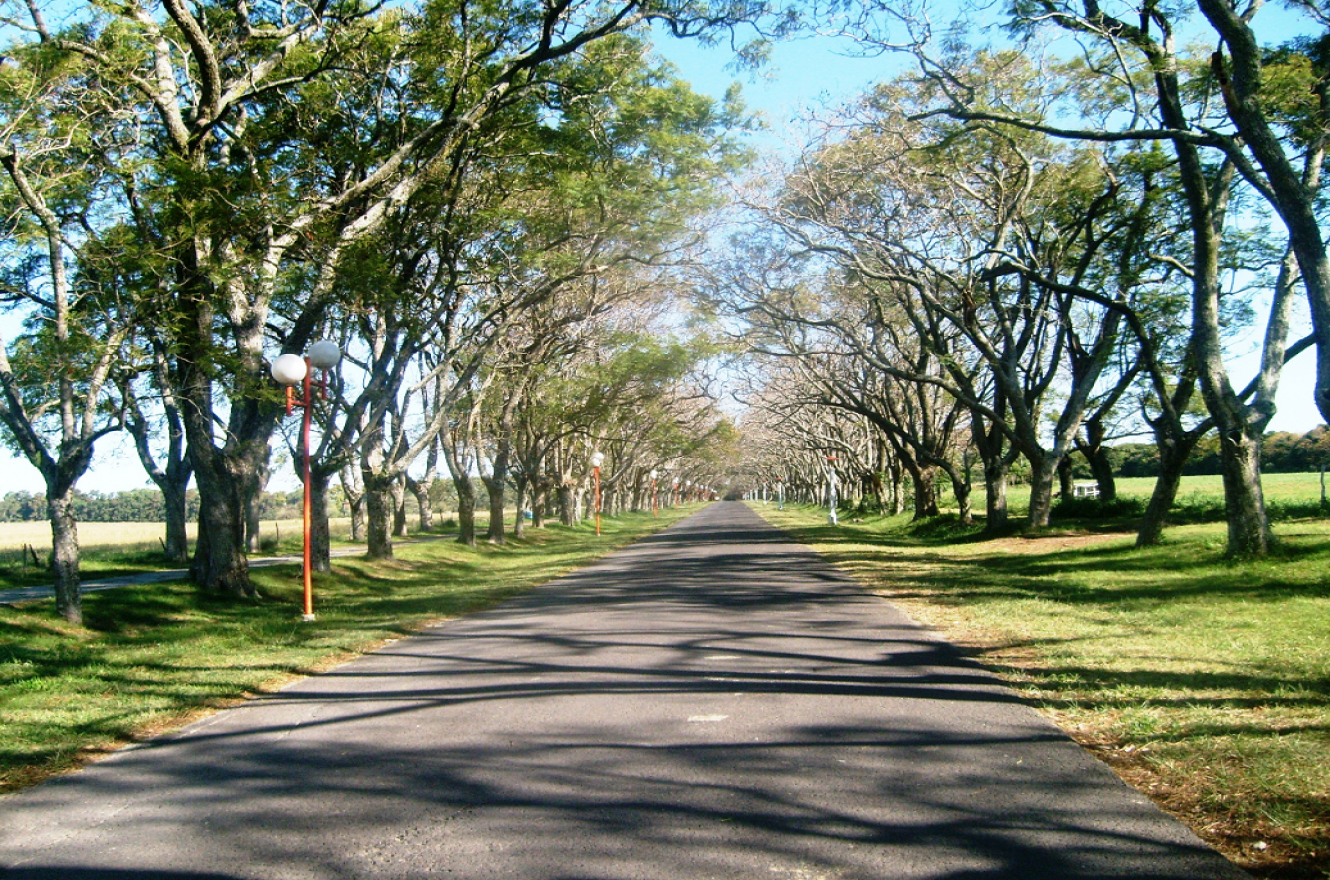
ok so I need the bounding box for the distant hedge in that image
[1108,425,1330,478]
[0,488,319,523]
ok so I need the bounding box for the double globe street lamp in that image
[270,340,342,621]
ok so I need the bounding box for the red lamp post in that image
[590,450,605,536]
[650,469,658,516]
[271,340,341,621]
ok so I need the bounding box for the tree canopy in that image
[3,0,1329,624]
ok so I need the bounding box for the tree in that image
[1194,1,1330,427]
[733,71,1126,529]
[3,0,765,600]
[863,7,1308,553]
[0,48,133,623]
[120,342,193,563]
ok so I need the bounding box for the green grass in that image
[0,515,498,591]
[920,471,1330,528]
[751,499,1330,879]
[0,547,180,591]
[1113,473,1330,523]
[0,517,367,591]
[0,507,696,793]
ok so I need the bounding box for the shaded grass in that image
[0,507,696,793]
[0,547,185,591]
[752,502,1330,879]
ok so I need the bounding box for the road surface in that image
[0,502,1247,879]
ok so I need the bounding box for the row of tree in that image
[21,420,1316,528]
[9,0,1330,626]
[0,0,751,624]
[714,0,1330,552]
[0,488,336,525]
[1113,427,1330,478]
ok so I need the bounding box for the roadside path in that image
[0,546,369,605]
[0,502,1248,879]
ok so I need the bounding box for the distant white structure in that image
[1072,482,1100,499]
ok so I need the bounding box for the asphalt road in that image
[0,502,1249,880]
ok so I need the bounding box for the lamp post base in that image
[301,613,316,622]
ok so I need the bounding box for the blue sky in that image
[651,26,895,133]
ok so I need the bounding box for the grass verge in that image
[750,502,1330,880]
[0,507,696,794]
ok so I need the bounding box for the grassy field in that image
[0,506,698,794]
[0,516,428,590]
[942,472,1329,527]
[0,517,372,554]
[750,477,1330,879]
[1115,472,1327,503]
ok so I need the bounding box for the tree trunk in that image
[124,374,193,563]
[949,470,973,526]
[530,480,546,529]
[161,477,191,564]
[391,476,408,538]
[1137,433,1202,547]
[883,457,903,515]
[189,451,255,598]
[1057,457,1074,503]
[483,474,506,545]
[1218,428,1271,555]
[482,432,511,545]
[453,472,478,546]
[1152,34,1271,556]
[364,471,395,560]
[513,473,528,539]
[982,457,1011,535]
[175,279,267,598]
[407,475,434,532]
[559,484,576,526]
[868,471,885,513]
[342,466,365,542]
[1026,452,1060,528]
[310,469,332,573]
[48,488,82,625]
[1078,419,1118,502]
[907,462,940,519]
[245,453,270,554]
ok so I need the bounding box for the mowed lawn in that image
[751,472,1330,879]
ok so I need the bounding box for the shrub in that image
[1051,495,1145,522]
